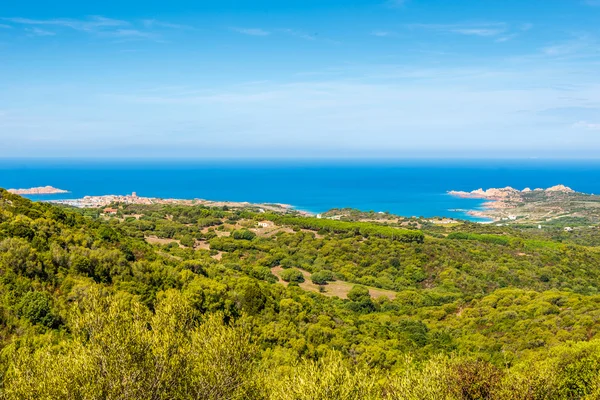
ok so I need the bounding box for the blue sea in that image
[1,159,600,221]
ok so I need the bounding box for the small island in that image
[449,185,600,225]
[7,186,69,195]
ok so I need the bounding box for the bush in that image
[280,268,305,283]
[347,285,370,302]
[311,270,335,285]
[179,235,195,248]
[232,229,256,241]
[15,291,61,328]
[4,290,259,399]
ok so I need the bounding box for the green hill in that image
[1,188,600,399]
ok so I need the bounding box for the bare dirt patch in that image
[271,266,396,300]
[145,236,185,248]
[194,240,211,250]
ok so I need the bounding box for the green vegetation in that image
[279,268,305,283]
[264,214,425,243]
[0,188,600,398]
[310,270,335,285]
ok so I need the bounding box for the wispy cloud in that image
[495,34,518,43]
[408,23,508,38]
[231,27,270,36]
[2,15,170,41]
[0,23,11,29]
[141,19,194,30]
[112,29,156,38]
[451,28,504,37]
[542,35,598,58]
[371,30,393,37]
[521,23,533,31]
[583,0,600,6]
[2,16,128,32]
[278,28,316,41]
[573,121,600,130]
[25,27,55,37]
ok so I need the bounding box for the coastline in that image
[447,185,585,224]
[12,187,512,222]
[7,181,591,224]
[44,192,312,216]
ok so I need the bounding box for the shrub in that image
[280,268,305,283]
[311,270,335,285]
[15,291,61,328]
[232,229,257,241]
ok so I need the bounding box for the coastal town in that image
[47,191,299,215]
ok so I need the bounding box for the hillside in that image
[0,188,600,399]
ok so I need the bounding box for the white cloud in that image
[0,23,11,29]
[3,15,168,41]
[371,30,392,37]
[279,29,316,41]
[496,34,518,43]
[408,23,508,38]
[451,28,504,37]
[25,27,55,37]
[231,27,270,36]
[521,23,533,31]
[4,62,600,157]
[141,19,194,30]
[541,35,597,58]
[105,29,157,39]
[573,121,600,130]
[2,16,128,32]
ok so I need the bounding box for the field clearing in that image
[145,236,184,248]
[271,266,396,300]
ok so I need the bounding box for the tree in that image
[280,268,305,283]
[311,270,335,285]
[3,289,259,400]
[347,285,370,302]
[180,235,195,248]
[347,285,376,313]
[15,291,61,328]
[232,229,256,240]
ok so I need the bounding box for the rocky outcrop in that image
[449,185,576,200]
[448,186,520,200]
[545,185,574,193]
[7,186,69,195]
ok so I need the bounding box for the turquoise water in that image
[1,159,600,221]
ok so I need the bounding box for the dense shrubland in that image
[0,188,600,398]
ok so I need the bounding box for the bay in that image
[1,158,600,221]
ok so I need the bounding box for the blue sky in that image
[0,0,599,158]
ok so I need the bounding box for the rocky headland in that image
[448,185,575,200]
[448,185,600,224]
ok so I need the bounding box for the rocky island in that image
[7,186,69,195]
[449,185,600,225]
